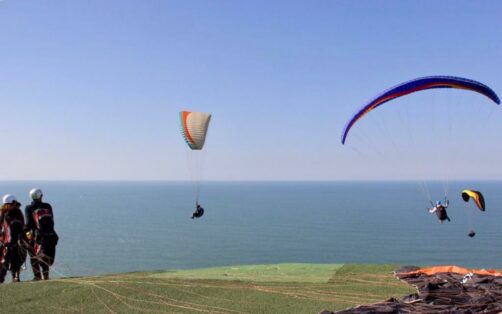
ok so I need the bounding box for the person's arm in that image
[428,207,437,213]
[25,206,35,231]
[48,204,54,220]
[0,213,4,235]
[444,200,449,208]
[17,209,25,226]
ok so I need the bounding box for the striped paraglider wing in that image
[180,111,212,150]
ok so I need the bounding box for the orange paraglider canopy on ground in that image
[399,265,502,277]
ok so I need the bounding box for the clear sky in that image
[0,0,501,180]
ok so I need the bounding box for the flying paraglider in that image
[461,190,486,238]
[340,75,499,236]
[341,76,500,145]
[180,111,212,219]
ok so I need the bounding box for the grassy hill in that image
[0,263,414,313]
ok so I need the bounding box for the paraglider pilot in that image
[191,203,204,219]
[428,199,451,224]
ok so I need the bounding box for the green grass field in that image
[0,264,414,313]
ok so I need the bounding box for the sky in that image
[0,0,501,181]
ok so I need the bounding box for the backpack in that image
[2,215,23,245]
[33,207,55,235]
[32,207,58,248]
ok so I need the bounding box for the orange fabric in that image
[181,111,195,145]
[401,265,502,277]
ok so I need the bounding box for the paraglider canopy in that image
[462,190,485,212]
[341,76,500,145]
[180,111,211,150]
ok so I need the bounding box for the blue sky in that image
[0,0,501,180]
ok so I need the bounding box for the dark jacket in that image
[436,206,450,221]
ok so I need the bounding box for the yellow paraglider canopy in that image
[461,190,485,212]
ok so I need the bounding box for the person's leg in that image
[12,270,20,282]
[31,256,42,280]
[41,261,49,280]
[30,242,43,280]
[0,265,6,283]
[11,246,23,282]
[36,243,56,280]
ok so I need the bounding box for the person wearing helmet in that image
[24,188,58,281]
[428,199,451,224]
[0,194,27,283]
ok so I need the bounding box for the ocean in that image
[1,181,501,279]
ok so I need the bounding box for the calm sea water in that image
[1,181,501,279]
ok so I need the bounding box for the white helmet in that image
[29,188,43,200]
[2,194,17,204]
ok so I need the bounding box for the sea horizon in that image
[0,180,499,281]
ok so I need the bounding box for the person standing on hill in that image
[0,194,27,283]
[24,188,58,281]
